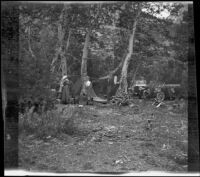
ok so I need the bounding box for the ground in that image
[18,99,188,173]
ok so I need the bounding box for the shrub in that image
[19,106,77,138]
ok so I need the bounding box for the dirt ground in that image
[18,99,188,173]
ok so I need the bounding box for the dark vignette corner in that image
[188,2,200,172]
[2,1,19,169]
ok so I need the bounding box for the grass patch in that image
[19,106,82,138]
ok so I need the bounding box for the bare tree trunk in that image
[65,30,71,53]
[62,29,71,75]
[51,7,70,76]
[116,4,141,95]
[81,28,91,81]
[80,28,97,97]
[58,18,67,76]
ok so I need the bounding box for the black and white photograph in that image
[2,1,199,175]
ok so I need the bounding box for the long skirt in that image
[61,85,71,104]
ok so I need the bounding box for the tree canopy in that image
[18,1,190,98]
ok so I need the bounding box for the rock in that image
[161,144,171,150]
[104,125,117,132]
[108,141,113,145]
[92,126,103,132]
[131,130,137,133]
[103,126,118,138]
[115,159,123,165]
[129,103,135,108]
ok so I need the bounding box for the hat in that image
[85,80,91,87]
[62,75,68,80]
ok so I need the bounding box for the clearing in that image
[19,99,188,173]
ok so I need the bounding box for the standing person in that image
[82,76,91,95]
[59,75,71,104]
[80,76,93,104]
[58,75,67,99]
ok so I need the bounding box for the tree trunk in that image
[81,28,91,82]
[51,7,69,76]
[116,5,141,96]
[80,28,97,98]
[58,21,67,76]
[61,29,71,76]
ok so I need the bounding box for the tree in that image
[17,2,190,101]
[116,2,142,95]
[69,3,112,95]
[113,2,188,96]
[19,3,62,99]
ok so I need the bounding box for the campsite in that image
[18,99,188,172]
[2,1,193,173]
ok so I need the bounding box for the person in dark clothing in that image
[61,77,72,104]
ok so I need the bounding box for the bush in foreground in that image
[19,106,82,138]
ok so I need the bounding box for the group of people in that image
[58,75,93,105]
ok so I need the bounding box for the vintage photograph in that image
[3,1,198,175]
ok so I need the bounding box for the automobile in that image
[129,80,181,101]
[143,83,181,102]
[158,84,181,100]
[129,79,149,99]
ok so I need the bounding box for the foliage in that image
[19,107,76,138]
[18,2,190,99]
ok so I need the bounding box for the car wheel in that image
[156,91,165,102]
[143,90,150,99]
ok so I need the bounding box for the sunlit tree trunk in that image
[81,29,90,79]
[116,4,141,95]
[80,28,91,95]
